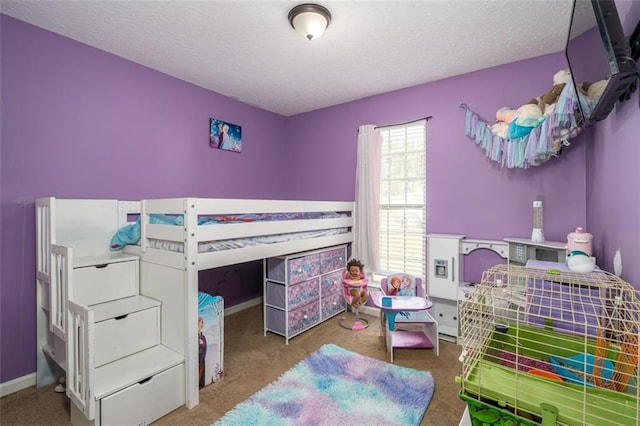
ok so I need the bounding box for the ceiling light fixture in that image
[288,3,332,41]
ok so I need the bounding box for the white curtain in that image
[353,124,382,277]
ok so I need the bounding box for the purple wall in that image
[2,0,639,385]
[287,52,587,248]
[1,15,287,383]
[286,53,589,286]
[586,0,640,289]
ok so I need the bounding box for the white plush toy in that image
[490,122,509,139]
[553,69,571,86]
[515,103,544,127]
[587,79,607,101]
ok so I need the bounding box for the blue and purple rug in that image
[213,344,434,426]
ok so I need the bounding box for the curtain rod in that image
[374,116,432,130]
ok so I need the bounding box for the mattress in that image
[111,212,350,252]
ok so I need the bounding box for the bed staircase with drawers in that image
[36,198,185,425]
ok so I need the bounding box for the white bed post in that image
[50,244,71,339]
[35,197,66,387]
[67,300,95,421]
[183,198,199,408]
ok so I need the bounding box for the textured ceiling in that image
[0,1,576,116]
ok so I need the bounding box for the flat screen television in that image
[565,0,639,123]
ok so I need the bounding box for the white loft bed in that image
[38,197,354,418]
[124,198,354,409]
[120,197,354,271]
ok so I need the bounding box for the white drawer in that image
[94,306,160,367]
[432,298,459,338]
[101,363,185,425]
[73,260,138,306]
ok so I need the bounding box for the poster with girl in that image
[198,292,224,387]
[209,118,242,153]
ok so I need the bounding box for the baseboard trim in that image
[0,373,36,397]
[224,296,262,316]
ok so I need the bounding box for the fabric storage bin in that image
[198,292,224,388]
[288,300,320,335]
[266,252,321,284]
[288,253,321,284]
[320,246,347,273]
[320,270,342,295]
[287,278,320,309]
[266,278,320,310]
[321,291,344,319]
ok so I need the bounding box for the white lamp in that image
[288,4,331,41]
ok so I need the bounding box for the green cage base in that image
[461,394,539,426]
[459,325,639,426]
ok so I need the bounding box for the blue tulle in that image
[462,78,585,168]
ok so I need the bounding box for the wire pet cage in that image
[458,264,639,426]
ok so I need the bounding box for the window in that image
[377,120,426,279]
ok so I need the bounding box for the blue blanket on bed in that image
[110,214,183,250]
[110,211,346,250]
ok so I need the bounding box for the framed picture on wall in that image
[209,118,242,153]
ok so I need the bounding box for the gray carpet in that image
[1,304,467,425]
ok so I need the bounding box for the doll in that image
[344,258,369,309]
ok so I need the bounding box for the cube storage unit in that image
[264,245,347,343]
[458,264,640,426]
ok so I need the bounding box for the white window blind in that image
[377,120,426,279]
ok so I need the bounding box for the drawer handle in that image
[297,268,302,273]
[138,376,152,385]
[114,314,129,320]
[303,315,308,320]
[95,264,109,269]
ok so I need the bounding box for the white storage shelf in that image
[36,197,187,426]
[68,255,185,425]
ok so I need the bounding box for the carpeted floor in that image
[0,304,467,425]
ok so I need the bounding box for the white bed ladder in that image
[50,244,71,339]
[67,300,95,421]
